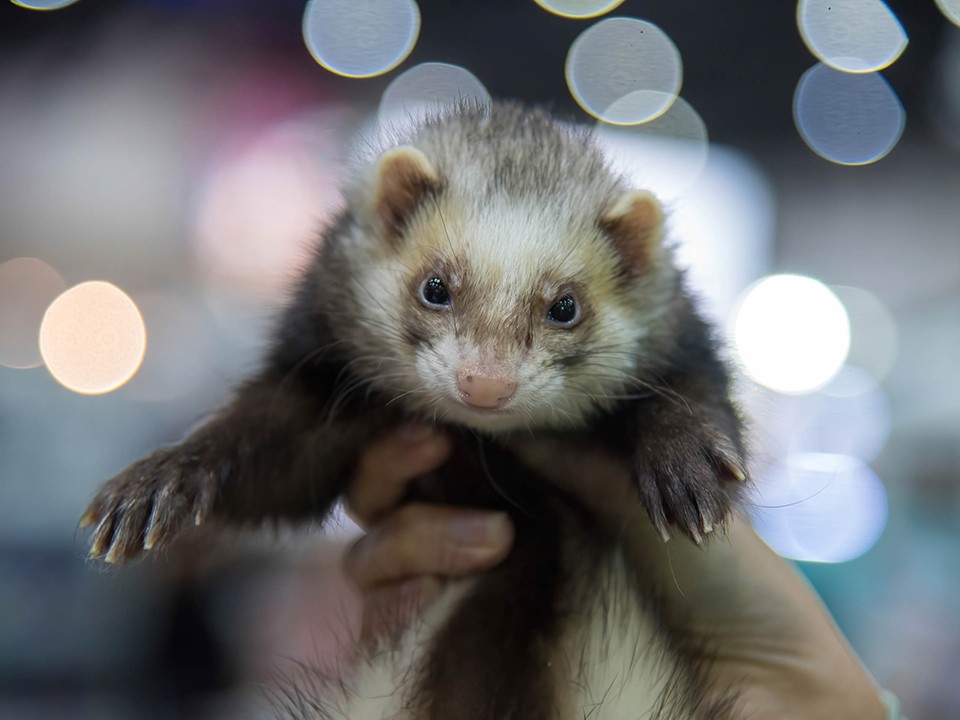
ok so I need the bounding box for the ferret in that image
[81,102,747,720]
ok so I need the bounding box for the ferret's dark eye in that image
[546,295,579,326]
[420,276,450,307]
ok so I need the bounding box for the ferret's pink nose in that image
[457,374,517,409]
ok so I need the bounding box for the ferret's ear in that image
[599,190,664,274]
[374,146,440,241]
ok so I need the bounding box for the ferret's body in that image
[288,459,739,720]
[297,528,719,720]
[83,104,746,719]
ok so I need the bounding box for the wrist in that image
[719,661,886,720]
[767,644,887,719]
[703,621,888,719]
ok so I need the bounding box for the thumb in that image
[360,576,445,648]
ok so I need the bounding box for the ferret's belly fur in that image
[286,545,707,720]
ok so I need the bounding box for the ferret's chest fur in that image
[318,544,684,720]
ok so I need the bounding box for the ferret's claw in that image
[107,498,153,562]
[143,481,185,552]
[696,503,717,535]
[89,513,115,559]
[143,516,169,552]
[714,448,747,482]
[193,468,217,526]
[726,462,747,482]
[79,507,99,529]
[143,526,159,551]
[144,512,179,552]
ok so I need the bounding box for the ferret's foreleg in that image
[633,403,745,544]
[81,357,373,563]
[629,353,747,544]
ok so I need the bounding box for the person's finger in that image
[359,576,445,647]
[343,504,513,592]
[345,425,452,526]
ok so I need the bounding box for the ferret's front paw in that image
[635,428,745,544]
[80,447,219,563]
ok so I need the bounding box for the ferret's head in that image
[335,109,679,433]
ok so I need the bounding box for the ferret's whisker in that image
[472,432,532,517]
[574,360,691,412]
[384,386,431,407]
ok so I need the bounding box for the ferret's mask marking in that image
[356,145,668,433]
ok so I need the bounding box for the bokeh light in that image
[565,17,682,125]
[39,281,146,395]
[780,366,893,462]
[797,0,907,73]
[734,274,850,395]
[593,95,708,200]
[933,26,960,150]
[533,0,625,19]
[662,147,774,323]
[302,0,420,78]
[192,110,345,298]
[794,63,905,165]
[11,0,80,9]
[0,258,68,369]
[832,285,899,381]
[936,0,960,27]
[378,62,491,134]
[745,365,893,469]
[751,453,888,563]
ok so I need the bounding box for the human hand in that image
[342,428,886,718]
[342,424,513,645]
[512,441,888,720]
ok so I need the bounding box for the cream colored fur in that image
[313,551,680,720]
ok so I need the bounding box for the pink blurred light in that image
[191,108,347,298]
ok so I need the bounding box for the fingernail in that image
[447,512,511,547]
[397,423,435,444]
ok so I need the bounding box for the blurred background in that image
[1,0,958,718]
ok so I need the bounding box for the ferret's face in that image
[349,194,667,434]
